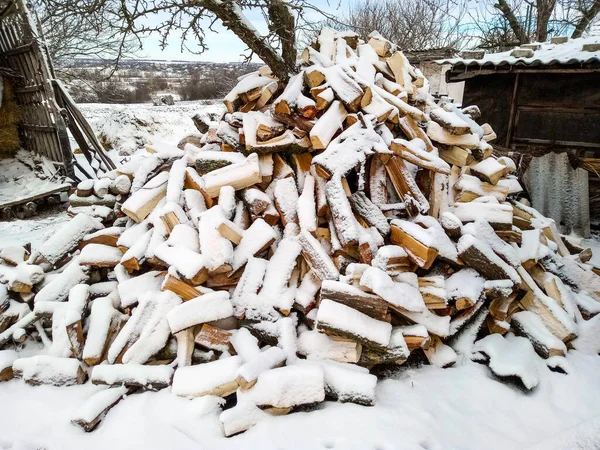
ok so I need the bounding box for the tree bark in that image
[494,0,528,44]
[267,0,297,76]
[198,0,296,82]
[571,0,600,39]
[536,0,556,43]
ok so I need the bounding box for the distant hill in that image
[58,59,260,104]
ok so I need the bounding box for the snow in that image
[172,356,242,398]
[273,177,299,224]
[458,234,520,283]
[317,299,392,348]
[360,266,425,312]
[0,349,19,371]
[473,333,540,390]
[440,34,600,67]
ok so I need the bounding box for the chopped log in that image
[320,280,388,321]
[511,311,567,358]
[0,350,18,382]
[424,335,457,368]
[122,172,169,223]
[298,230,340,281]
[161,274,206,301]
[430,108,471,135]
[358,328,409,367]
[349,191,390,237]
[470,158,507,186]
[167,291,233,334]
[91,364,174,390]
[326,177,359,248]
[79,244,123,268]
[316,299,392,349]
[398,116,435,152]
[427,122,480,149]
[71,386,131,432]
[390,139,450,174]
[457,235,518,281]
[273,177,299,226]
[202,153,262,198]
[195,324,233,352]
[13,356,86,386]
[439,146,474,167]
[172,356,242,398]
[390,222,438,269]
[368,35,392,57]
[218,219,244,245]
[401,325,430,350]
[297,329,361,363]
[81,227,124,248]
[385,156,430,214]
[310,100,348,150]
[231,219,277,272]
[38,213,102,265]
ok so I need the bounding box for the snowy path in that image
[2,352,600,450]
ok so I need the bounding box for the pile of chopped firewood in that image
[2,29,600,436]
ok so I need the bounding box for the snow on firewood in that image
[167,291,233,334]
[108,291,181,364]
[71,386,130,432]
[172,356,242,398]
[118,271,165,308]
[91,364,173,390]
[241,363,325,409]
[39,214,103,265]
[360,266,425,312]
[13,355,86,386]
[35,259,89,303]
[317,299,391,348]
[236,347,287,390]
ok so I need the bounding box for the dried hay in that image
[0,78,21,154]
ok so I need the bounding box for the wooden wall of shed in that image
[461,71,600,151]
[461,73,515,146]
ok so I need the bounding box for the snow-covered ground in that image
[79,100,225,156]
[2,352,600,449]
[2,101,600,450]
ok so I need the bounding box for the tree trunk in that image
[494,0,528,44]
[536,0,556,43]
[572,0,600,39]
[199,0,296,82]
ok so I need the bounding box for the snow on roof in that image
[437,34,600,70]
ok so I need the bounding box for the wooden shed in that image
[441,35,600,237]
[0,0,115,218]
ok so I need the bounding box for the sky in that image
[137,0,346,62]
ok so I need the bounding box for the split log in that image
[91,364,174,390]
[13,356,86,386]
[172,356,242,398]
[320,280,388,321]
[71,386,131,432]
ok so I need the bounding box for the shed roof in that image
[437,34,600,72]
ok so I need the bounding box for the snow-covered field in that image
[79,100,225,156]
[2,101,600,450]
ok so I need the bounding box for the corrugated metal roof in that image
[437,34,600,69]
